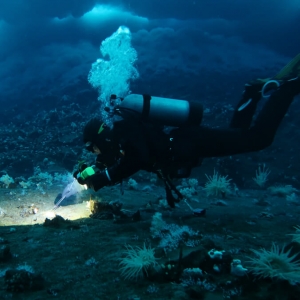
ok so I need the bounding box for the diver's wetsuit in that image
[87,82,297,193]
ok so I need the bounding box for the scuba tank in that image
[108,94,203,127]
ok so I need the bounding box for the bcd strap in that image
[142,94,151,119]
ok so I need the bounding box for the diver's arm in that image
[86,157,142,191]
[87,139,150,191]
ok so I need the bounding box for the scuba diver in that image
[74,54,300,207]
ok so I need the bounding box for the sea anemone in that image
[119,243,158,280]
[289,226,300,244]
[204,170,231,197]
[247,243,300,284]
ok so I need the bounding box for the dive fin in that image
[273,53,300,80]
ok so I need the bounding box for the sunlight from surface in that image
[51,4,148,30]
[80,5,148,26]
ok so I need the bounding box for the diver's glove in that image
[73,165,95,187]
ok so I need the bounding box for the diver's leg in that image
[251,77,300,144]
[230,83,262,129]
[229,78,291,129]
[230,53,300,129]
[193,78,300,157]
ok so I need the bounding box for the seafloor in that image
[0,175,299,300]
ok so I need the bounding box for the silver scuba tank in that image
[118,94,203,127]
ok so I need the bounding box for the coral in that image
[149,211,200,251]
[127,178,138,190]
[179,187,196,199]
[16,263,34,274]
[188,178,199,187]
[179,178,198,199]
[85,257,98,267]
[119,243,158,280]
[247,243,300,284]
[19,181,31,189]
[150,212,167,238]
[231,259,248,277]
[157,223,199,252]
[208,249,225,260]
[30,166,53,185]
[0,174,14,188]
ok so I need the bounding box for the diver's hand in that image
[73,173,94,189]
[73,166,95,187]
[73,170,86,186]
[73,163,89,179]
[76,176,88,186]
[74,172,107,191]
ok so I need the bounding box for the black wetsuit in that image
[87,82,297,196]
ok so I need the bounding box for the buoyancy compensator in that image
[105,94,203,127]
